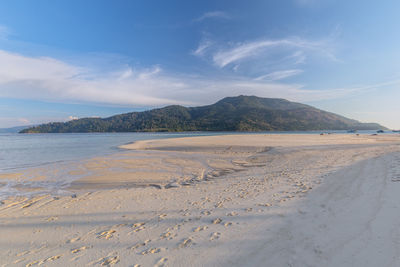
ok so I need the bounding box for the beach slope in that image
[0,134,399,266]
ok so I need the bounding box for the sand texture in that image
[0,134,400,267]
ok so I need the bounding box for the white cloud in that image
[255,69,303,81]
[212,37,337,68]
[0,50,187,106]
[194,11,230,22]
[67,116,78,121]
[0,49,363,109]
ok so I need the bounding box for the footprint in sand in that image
[46,216,58,222]
[66,236,81,243]
[201,210,211,215]
[224,222,232,227]
[158,214,167,220]
[71,246,89,254]
[258,203,272,207]
[133,222,145,227]
[210,232,221,241]
[129,222,146,234]
[45,255,62,262]
[97,229,116,239]
[94,255,120,266]
[26,260,40,267]
[141,247,165,255]
[212,218,222,224]
[179,237,194,248]
[171,224,182,231]
[215,202,224,208]
[128,239,151,250]
[193,226,208,232]
[160,231,176,240]
[26,255,62,267]
[130,226,145,234]
[16,251,30,257]
[13,258,25,264]
[154,257,168,267]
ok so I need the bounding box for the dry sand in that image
[0,134,400,267]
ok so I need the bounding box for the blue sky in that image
[0,0,399,128]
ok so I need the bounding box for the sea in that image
[0,130,395,199]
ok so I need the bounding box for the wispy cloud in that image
[192,40,213,56]
[287,51,307,64]
[212,37,337,68]
[255,69,303,81]
[0,49,363,109]
[194,11,230,22]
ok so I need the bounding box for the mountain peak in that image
[215,95,307,111]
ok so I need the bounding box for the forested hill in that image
[20,95,386,133]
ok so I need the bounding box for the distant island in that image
[0,125,34,133]
[20,95,386,133]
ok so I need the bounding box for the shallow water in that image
[0,132,231,199]
[0,130,394,199]
[0,132,229,173]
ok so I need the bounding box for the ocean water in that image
[0,130,395,199]
[0,132,233,199]
[0,132,220,173]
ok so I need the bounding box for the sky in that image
[0,0,399,129]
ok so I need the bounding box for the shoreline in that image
[0,134,399,266]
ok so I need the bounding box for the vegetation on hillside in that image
[20,96,386,133]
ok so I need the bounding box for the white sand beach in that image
[1,134,400,267]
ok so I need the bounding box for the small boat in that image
[347,130,357,133]
[377,130,384,133]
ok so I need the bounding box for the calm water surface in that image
[0,132,222,173]
[0,132,230,199]
[0,131,394,199]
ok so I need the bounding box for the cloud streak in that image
[212,38,337,68]
[192,40,213,56]
[194,11,230,22]
[255,69,303,81]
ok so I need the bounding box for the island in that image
[20,95,385,133]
